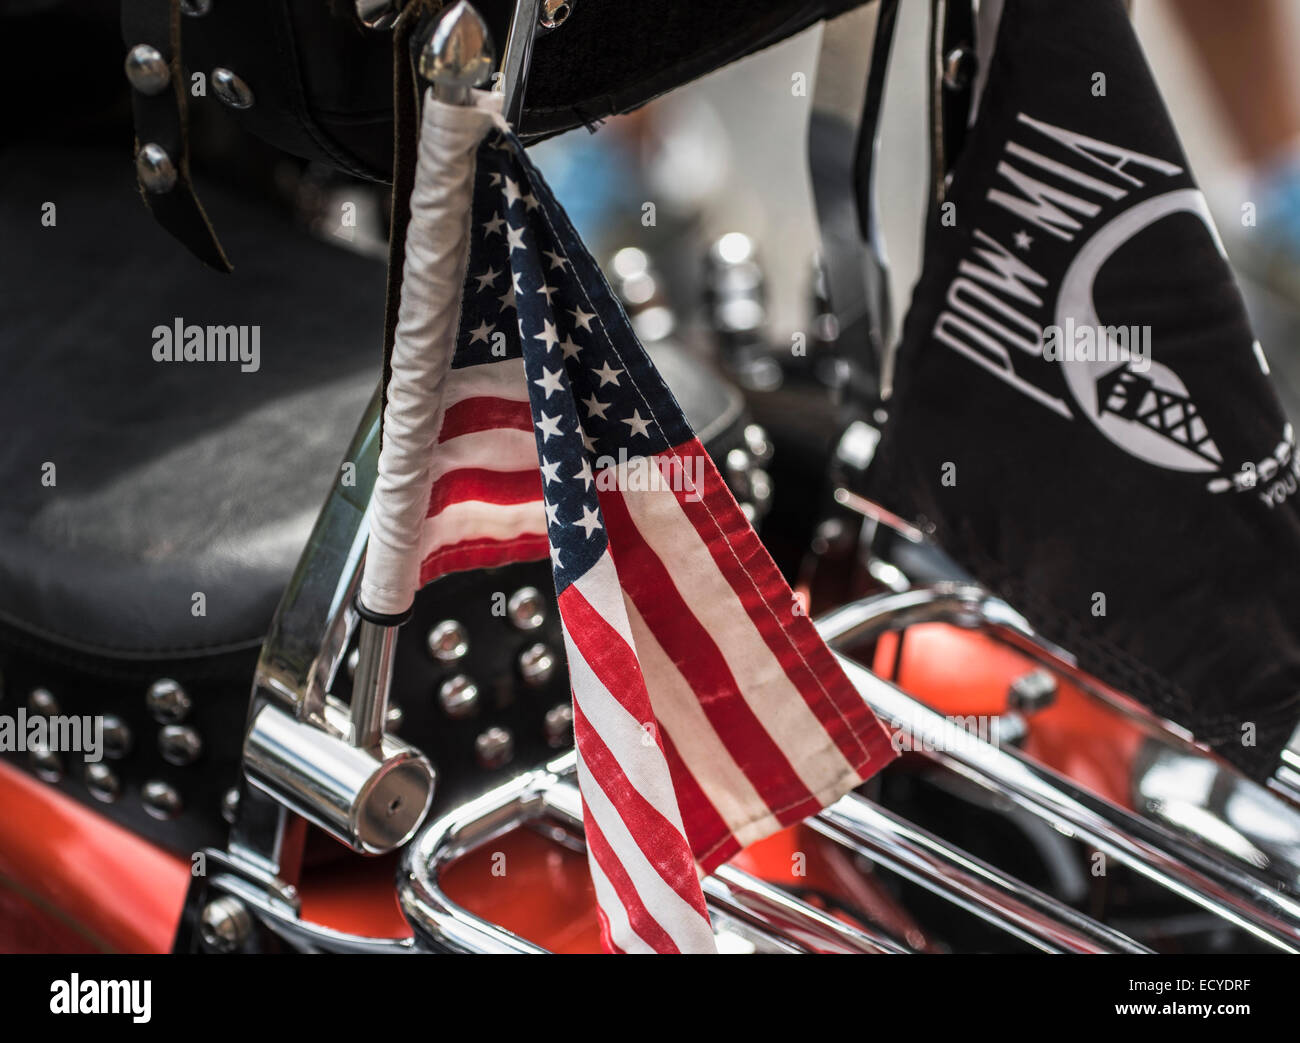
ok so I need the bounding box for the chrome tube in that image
[398,753,910,954]
[245,701,435,855]
[498,0,541,125]
[817,582,1052,653]
[704,866,909,954]
[251,386,380,726]
[229,387,380,876]
[349,620,400,749]
[812,794,1150,953]
[821,584,1300,887]
[817,583,1194,740]
[814,617,1300,951]
[402,765,551,953]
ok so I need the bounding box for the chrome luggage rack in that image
[394,586,1300,953]
[398,747,1145,954]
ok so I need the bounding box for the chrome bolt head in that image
[30,744,63,783]
[135,143,177,193]
[27,687,58,715]
[507,586,546,631]
[159,724,203,766]
[124,44,170,95]
[199,895,253,953]
[518,643,556,687]
[540,0,574,30]
[743,423,773,464]
[212,68,255,110]
[101,714,133,759]
[725,448,752,492]
[85,763,121,803]
[417,1,495,89]
[221,787,240,824]
[1007,669,1059,714]
[543,703,573,747]
[438,675,479,719]
[142,779,183,820]
[146,678,191,723]
[475,726,514,769]
[427,620,469,663]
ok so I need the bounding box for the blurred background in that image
[528,0,1300,419]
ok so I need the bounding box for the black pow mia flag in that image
[870,0,1300,779]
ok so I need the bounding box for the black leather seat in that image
[0,139,749,661]
[0,143,384,659]
[0,135,752,854]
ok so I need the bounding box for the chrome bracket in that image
[233,386,434,868]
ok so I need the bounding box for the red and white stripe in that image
[559,550,717,953]
[556,440,895,951]
[415,357,549,581]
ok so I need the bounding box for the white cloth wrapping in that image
[360,91,506,616]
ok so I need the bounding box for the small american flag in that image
[419,127,896,953]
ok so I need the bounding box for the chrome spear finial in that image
[417,1,496,103]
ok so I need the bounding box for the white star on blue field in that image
[451,132,696,592]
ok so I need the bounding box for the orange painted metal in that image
[874,623,1143,808]
[0,758,189,953]
[298,851,412,940]
[440,827,603,952]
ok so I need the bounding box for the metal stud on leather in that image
[121,0,232,272]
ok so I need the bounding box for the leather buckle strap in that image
[121,0,232,272]
[927,0,977,206]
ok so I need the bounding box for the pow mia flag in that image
[870,0,1300,779]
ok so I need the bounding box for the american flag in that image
[418,126,896,952]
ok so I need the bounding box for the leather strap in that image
[810,0,898,404]
[121,0,232,272]
[850,0,899,245]
[926,0,977,206]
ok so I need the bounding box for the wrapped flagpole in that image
[353,2,502,748]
